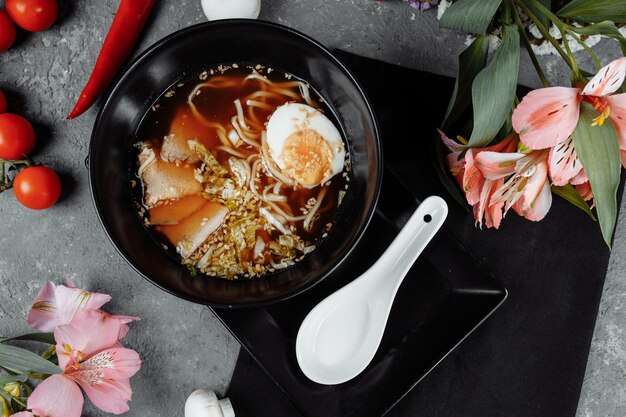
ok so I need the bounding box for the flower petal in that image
[582,57,626,97]
[548,136,582,186]
[27,281,59,332]
[606,93,626,150]
[76,378,133,415]
[521,161,549,212]
[484,133,520,153]
[74,347,142,382]
[27,282,111,333]
[54,285,112,328]
[438,129,464,152]
[473,178,504,229]
[463,149,484,205]
[446,153,465,189]
[11,413,35,417]
[27,374,83,417]
[512,87,580,149]
[485,179,505,229]
[516,180,552,222]
[571,168,589,185]
[55,310,123,371]
[575,181,593,202]
[105,313,140,340]
[475,151,524,180]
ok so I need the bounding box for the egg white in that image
[266,103,345,186]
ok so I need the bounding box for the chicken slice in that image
[148,195,207,225]
[158,202,228,258]
[160,109,208,163]
[138,145,203,207]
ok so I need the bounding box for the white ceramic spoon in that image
[295,196,448,385]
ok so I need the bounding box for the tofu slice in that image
[139,146,203,207]
[148,195,207,225]
[160,109,206,163]
[159,202,228,258]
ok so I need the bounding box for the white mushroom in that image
[185,389,235,417]
[200,0,261,21]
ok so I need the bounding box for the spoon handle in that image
[373,196,448,292]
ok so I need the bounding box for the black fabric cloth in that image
[226,51,620,417]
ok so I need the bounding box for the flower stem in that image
[559,29,584,81]
[10,396,26,408]
[566,29,602,70]
[528,0,565,29]
[512,3,550,87]
[514,0,573,69]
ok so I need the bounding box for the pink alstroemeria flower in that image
[512,57,626,185]
[475,149,552,222]
[27,278,139,338]
[26,310,142,417]
[27,278,111,332]
[440,131,519,228]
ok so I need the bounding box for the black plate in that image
[213,164,506,417]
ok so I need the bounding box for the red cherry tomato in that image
[0,90,7,114]
[6,0,58,32]
[0,9,16,51]
[0,113,36,160]
[13,166,61,210]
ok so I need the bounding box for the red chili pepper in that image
[67,0,156,120]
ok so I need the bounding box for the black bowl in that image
[89,20,382,307]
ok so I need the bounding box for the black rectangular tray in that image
[212,163,507,417]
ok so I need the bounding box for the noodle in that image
[261,131,298,187]
[234,99,249,130]
[231,116,260,149]
[136,66,348,280]
[246,100,275,112]
[304,187,327,232]
[215,145,246,158]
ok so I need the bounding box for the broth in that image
[133,65,350,280]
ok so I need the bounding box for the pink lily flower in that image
[512,57,626,185]
[475,149,552,222]
[26,310,142,417]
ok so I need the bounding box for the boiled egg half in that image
[266,103,346,188]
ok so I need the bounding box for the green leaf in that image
[551,184,597,221]
[571,102,621,248]
[0,344,62,375]
[558,0,626,23]
[439,0,503,35]
[0,333,55,345]
[0,374,28,385]
[442,36,490,129]
[468,25,520,147]
[568,21,626,56]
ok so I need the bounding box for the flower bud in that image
[3,382,20,398]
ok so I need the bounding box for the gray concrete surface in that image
[0,0,623,416]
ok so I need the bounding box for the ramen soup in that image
[134,65,350,280]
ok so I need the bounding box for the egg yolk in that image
[281,129,333,187]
